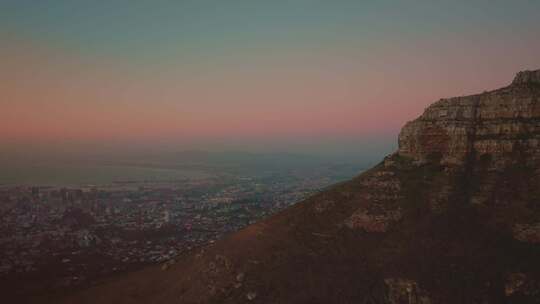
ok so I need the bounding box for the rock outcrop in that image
[512,70,540,86]
[399,71,540,168]
[58,70,540,304]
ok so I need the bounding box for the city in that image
[0,167,359,300]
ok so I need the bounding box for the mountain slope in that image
[59,70,540,304]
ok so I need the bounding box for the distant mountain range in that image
[0,150,368,186]
[109,150,356,168]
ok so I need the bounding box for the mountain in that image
[95,150,368,176]
[58,70,540,304]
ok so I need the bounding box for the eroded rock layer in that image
[399,69,540,168]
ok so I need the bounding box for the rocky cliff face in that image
[398,70,540,244]
[399,69,540,168]
[59,70,540,304]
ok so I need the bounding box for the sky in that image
[1,0,539,162]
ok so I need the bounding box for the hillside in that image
[57,70,540,304]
